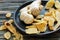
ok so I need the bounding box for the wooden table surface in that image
[0,0,60,40]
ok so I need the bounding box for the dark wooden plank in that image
[0,0,49,2]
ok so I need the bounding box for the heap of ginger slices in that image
[25,0,60,34]
[25,8,60,34]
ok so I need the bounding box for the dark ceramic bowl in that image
[14,1,60,35]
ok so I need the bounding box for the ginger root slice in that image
[33,20,47,32]
[55,0,60,9]
[49,21,60,31]
[0,25,6,30]
[4,32,11,39]
[53,11,60,30]
[29,0,42,16]
[44,9,56,20]
[13,32,23,40]
[0,19,14,30]
[6,12,11,18]
[25,28,40,34]
[4,22,16,34]
[43,16,55,30]
[48,26,55,31]
[55,11,60,21]
[48,18,55,27]
[45,0,55,9]
[48,20,55,31]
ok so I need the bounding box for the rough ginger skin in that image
[20,7,34,24]
[29,0,42,16]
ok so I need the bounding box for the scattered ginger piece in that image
[3,20,23,40]
[4,32,11,39]
[25,28,40,34]
[0,25,6,30]
[6,12,11,18]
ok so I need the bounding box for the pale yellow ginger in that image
[0,25,6,30]
[53,11,60,30]
[33,20,47,32]
[55,0,60,9]
[44,10,60,30]
[43,16,55,30]
[6,12,11,18]
[13,32,23,40]
[25,28,40,34]
[20,7,34,24]
[4,32,11,39]
[44,9,56,20]
[54,21,60,30]
[45,0,55,9]
[29,0,43,16]
[44,16,55,26]
[55,11,60,21]
[4,22,17,34]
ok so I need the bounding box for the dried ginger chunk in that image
[45,0,55,9]
[55,0,60,9]
[6,12,11,18]
[0,25,6,30]
[53,11,60,30]
[43,16,54,29]
[25,28,40,34]
[4,32,11,39]
[13,33,23,40]
[44,9,56,20]
[33,20,47,32]
[48,26,55,30]
[55,11,60,21]
[43,16,55,30]
[13,32,23,40]
[54,21,60,30]
[4,22,17,34]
